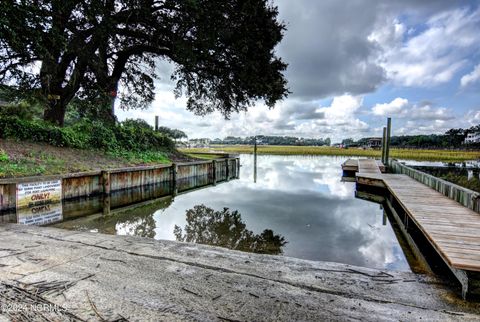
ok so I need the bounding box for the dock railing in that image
[389,159,480,213]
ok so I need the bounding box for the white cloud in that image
[410,105,454,121]
[466,110,480,125]
[460,64,480,88]
[396,120,448,135]
[318,95,363,121]
[370,97,454,122]
[314,95,369,139]
[372,7,480,87]
[372,97,409,116]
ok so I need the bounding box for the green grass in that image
[0,147,171,178]
[0,151,65,177]
[0,149,8,162]
[181,145,480,162]
[108,150,170,164]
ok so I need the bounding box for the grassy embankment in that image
[0,117,191,178]
[0,140,173,178]
[182,145,480,162]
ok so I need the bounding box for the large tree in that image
[0,0,288,126]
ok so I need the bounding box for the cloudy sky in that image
[117,0,480,143]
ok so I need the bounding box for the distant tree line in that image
[341,124,480,149]
[212,135,331,146]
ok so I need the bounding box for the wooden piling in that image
[381,127,387,165]
[224,160,229,181]
[254,137,257,183]
[101,171,111,195]
[171,163,178,196]
[103,194,111,216]
[101,170,111,216]
[237,157,241,179]
[212,160,217,185]
[385,118,391,166]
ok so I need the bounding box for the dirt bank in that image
[0,139,195,178]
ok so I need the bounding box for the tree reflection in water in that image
[174,204,287,255]
[53,197,173,239]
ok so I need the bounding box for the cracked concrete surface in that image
[0,224,479,321]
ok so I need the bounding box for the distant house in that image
[464,132,480,144]
[364,138,382,149]
[188,138,211,148]
[175,141,188,148]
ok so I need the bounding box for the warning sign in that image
[17,202,63,225]
[16,180,62,209]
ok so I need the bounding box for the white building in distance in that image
[464,132,480,144]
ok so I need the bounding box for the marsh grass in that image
[185,153,221,160]
[181,145,480,162]
[438,173,480,193]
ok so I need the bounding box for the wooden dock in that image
[358,159,382,174]
[341,158,385,173]
[344,158,480,299]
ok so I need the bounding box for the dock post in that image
[381,127,387,165]
[385,117,391,166]
[155,115,159,131]
[237,157,241,179]
[254,136,257,183]
[172,163,178,196]
[103,194,111,216]
[225,159,230,181]
[101,171,111,216]
[101,170,111,195]
[212,160,217,185]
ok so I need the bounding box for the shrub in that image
[0,149,8,162]
[0,116,174,153]
[0,101,43,121]
[121,118,152,131]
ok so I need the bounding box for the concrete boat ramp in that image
[1,225,480,321]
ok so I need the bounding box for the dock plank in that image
[356,172,480,273]
[358,159,382,174]
[342,158,385,173]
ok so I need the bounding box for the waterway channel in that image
[1,154,424,272]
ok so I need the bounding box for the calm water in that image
[50,155,411,271]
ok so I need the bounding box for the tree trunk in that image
[43,100,67,126]
[97,96,117,125]
[99,82,118,125]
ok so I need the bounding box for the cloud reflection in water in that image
[152,154,410,271]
